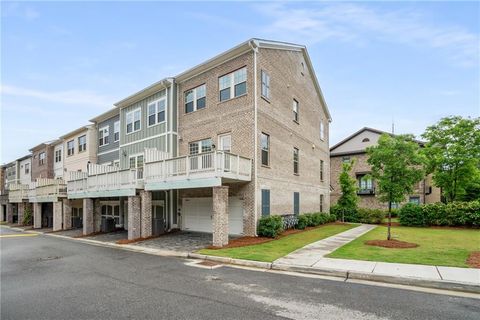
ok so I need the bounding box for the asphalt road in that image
[1,226,479,320]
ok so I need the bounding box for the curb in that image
[194,255,480,294]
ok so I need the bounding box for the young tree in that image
[367,134,425,240]
[337,159,358,222]
[421,116,480,203]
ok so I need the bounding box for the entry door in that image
[218,134,231,171]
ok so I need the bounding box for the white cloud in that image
[254,2,479,67]
[0,84,114,108]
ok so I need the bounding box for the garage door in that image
[182,197,244,235]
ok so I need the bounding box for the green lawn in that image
[198,224,357,262]
[328,226,480,268]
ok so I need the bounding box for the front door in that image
[152,200,166,235]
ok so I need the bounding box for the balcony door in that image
[189,139,213,171]
[218,134,231,171]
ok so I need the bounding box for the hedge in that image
[399,201,480,227]
[258,215,284,237]
[330,205,385,224]
[257,212,337,237]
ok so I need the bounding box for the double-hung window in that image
[126,108,141,134]
[114,121,120,142]
[99,126,109,147]
[293,147,299,174]
[189,138,213,155]
[261,70,270,99]
[25,163,30,174]
[320,194,324,212]
[147,98,166,127]
[55,149,62,163]
[219,67,247,102]
[358,174,373,193]
[261,189,270,216]
[67,140,75,156]
[320,121,325,141]
[39,152,46,166]
[185,84,206,113]
[261,133,270,166]
[294,192,300,215]
[320,160,324,181]
[293,99,299,122]
[129,154,144,169]
[78,135,87,152]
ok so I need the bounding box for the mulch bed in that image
[365,239,418,249]
[205,222,349,250]
[466,251,480,269]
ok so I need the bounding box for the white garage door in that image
[182,197,244,235]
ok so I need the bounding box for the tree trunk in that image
[387,201,392,241]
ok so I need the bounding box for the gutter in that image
[250,39,259,237]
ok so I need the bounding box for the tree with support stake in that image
[367,134,425,240]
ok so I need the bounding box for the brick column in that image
[128,195,141,240]
[18,203,25,226]
[63,199,72,230]
[83,198,94,235]
[53,201,63,231]
[33,203,42,228]
[6,203,14,224]
[94,199,102,232]
[212,186,229,247]
[242,183,257,236]
[141,191,152,238]
[0,204,4,222]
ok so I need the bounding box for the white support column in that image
[33,203,42,229]
[212,186,229,247]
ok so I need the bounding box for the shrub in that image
[258,215,284,238]
[330,204,357,222]
[356,208,385,224]
[22,206,33,226]
[296,215,309,230]
[328,213,337,223]
[399,203,425,226]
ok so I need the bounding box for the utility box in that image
[72,216,82,229]
[101,217,115,233]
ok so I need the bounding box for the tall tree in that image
[421,116,480,203]
[337,159,358,221]
[367,134,425,240]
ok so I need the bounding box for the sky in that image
[1,1,479,162]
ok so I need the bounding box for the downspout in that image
[250,40,259,236]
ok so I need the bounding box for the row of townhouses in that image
[0,39,331,246]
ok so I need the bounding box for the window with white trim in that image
[189,138,213,155]
[261,70,270,99]
[99,126,109,147]
[261,133,270,166]
[126,108,141,134]
[55,149,62,163]
[320,120,325,141]
[25,163,30,174]
[293,99,299,122]
[129,155,144,169]
[185,84,206,113]
[39,152,46,165]
[78,135,87,152]
[147,98,166,127]
[113,160,120,167]
[67,140,75,156]
[114,121,120,142]
[219,67,247,102]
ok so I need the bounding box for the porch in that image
[29,178,67,203]
[7,184,29,203]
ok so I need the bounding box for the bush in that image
[22,206,33,226]
[258,215,284,238]
[399,203,425,226]
[296,215,309,230]
[330,204,357,222]
[328,213,337,223]
[356,208,385,224]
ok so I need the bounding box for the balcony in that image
[357,188,375,195]
[29,178,67,203]
[8,183,30,203]
[67,164,144,199]
[144,150,252,191]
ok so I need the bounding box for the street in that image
[1,227,478,320]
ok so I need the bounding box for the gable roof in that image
[176,38,332,121]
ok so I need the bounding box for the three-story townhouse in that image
[53,140,64,179]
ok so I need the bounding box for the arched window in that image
[362,138,370,142]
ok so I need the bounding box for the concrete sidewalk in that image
[273,224,479,287]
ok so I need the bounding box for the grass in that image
[328,226,480,268]
[198,223,357,262]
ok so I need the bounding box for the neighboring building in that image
[0,165,6,221]
[90,108,120,166]
[18,155,32,185]
[53,140,64,179]
[330,127,441,209]
[30,141,56,180]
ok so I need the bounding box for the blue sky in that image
[1,1,479,162]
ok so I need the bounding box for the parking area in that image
[133,231,213,253]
